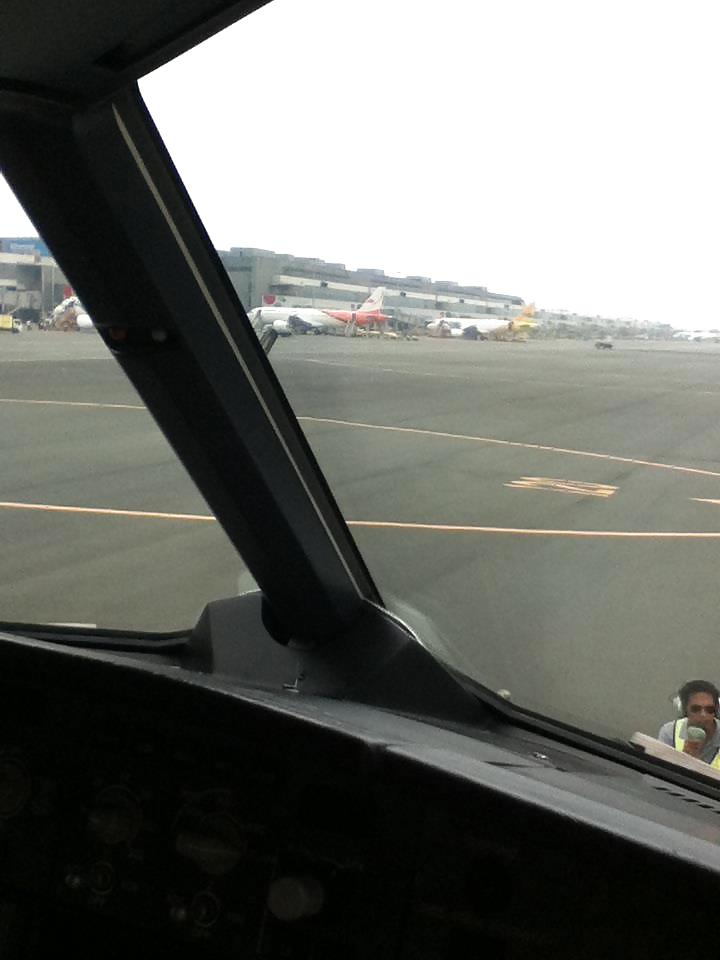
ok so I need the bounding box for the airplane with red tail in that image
[247,287,389,336]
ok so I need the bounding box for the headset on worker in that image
[673,679,720,719]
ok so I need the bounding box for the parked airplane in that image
[50,295,94,331]
[322,287,389,328]
[247,287,388,336]
[425,303,536,340]
[672,329,720,342]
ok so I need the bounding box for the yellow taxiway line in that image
[348,521,720,538]
[0,501,214,522]
[1,500,720,539]
[504,477,617,497]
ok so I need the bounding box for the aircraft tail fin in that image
[510,303,537,329]
[359,287,385,312]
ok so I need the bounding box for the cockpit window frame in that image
[0,83,381,646]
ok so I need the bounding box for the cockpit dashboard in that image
[0,595,718,958]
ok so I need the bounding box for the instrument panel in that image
[0,644,717,960]
[0,679,416,958]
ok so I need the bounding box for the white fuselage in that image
[425,316,512,339]
[247,306,344,336]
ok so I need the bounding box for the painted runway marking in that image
[0,501,214,522]
[2,500,720,540]
[0,398,145,411]
[348,521,720,538]
[505,477,617,498]
[299,416,720,481]
[4,398,720,489]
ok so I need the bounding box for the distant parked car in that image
[595,338,613,350]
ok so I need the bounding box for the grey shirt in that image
[658,718,720,764]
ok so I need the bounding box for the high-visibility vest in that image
[673,718,720,768]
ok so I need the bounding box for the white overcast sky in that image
[2,0,719,326]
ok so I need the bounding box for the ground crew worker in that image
[658,680,720,767]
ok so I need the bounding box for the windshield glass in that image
[6,0,719,747]
[139,0,720,744]
[0,202,255,630]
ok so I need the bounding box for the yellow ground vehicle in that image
[0,313,22,333]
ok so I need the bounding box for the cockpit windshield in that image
[4,0,720,756]
[137,0,720,744]
[0,183,255,631]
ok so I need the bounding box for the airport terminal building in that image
[2,237,661,336]
[1,238,524,328]
[218,247,525,329]
[0,238,70,320]
[217,249,665,338]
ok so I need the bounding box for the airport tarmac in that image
[3,331,720,742]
